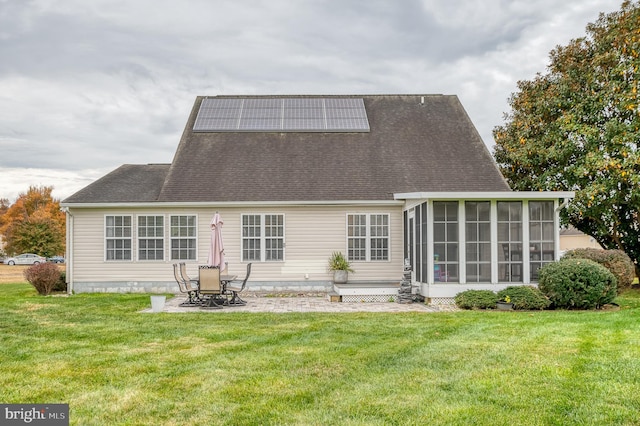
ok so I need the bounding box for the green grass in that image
[2,284,640,425]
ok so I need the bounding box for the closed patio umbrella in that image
[207,212,225,270]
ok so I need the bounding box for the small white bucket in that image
[150,295,166,313]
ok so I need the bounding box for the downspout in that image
[62,207,73,294]
[555,197,573,260]
[555,197,571,212]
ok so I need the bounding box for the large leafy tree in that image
[0,198,8,256]
[494,0,640,276]
[0,186,66,257]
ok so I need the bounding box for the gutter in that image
[60,199,405,209]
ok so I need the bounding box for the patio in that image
[144,294,458,313]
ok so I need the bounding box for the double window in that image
[242,214,284,262]
[348,214,390,261]
[105,215,132,261]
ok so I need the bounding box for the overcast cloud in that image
[0,0,623,202]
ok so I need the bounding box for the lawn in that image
[1,283,640,425]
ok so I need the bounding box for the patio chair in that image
[199,266,224,310]
[179,262,201,300]
[172,263,199,306]
[225,263,252,306]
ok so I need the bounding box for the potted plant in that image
[496,295,514,310]
[328,251,354,284]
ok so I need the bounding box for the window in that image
[465,202,491,282]
[529,201,555,281]
[433,202,458,281]
[498,202,523,282]
[138,215,164,260]
[242,214,284,262]
[170,215,196,260]
[370,214,389,261]
[347,214,389,261]
[105,215,132,261]
[242,215,261,261]
[348,214,367,261]
[264,214,284,261]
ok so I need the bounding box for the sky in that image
[0,0,624,202]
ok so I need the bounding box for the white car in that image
[5,253,47,265]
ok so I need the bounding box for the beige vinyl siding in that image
[67,204,403,285]
[69,208,185,283]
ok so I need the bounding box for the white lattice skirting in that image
[429,297,456,306]
[341,294,398,303]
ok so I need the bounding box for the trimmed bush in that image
[455,290,498,309]
[24,263,62,295]
[497,286,550,310]
[53,271,67,293]
[562,248,635,293]
[538,259,617,309]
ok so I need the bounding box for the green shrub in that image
[454,290,498,309]
[53,271,67,293]
[562,248,635,293]
[538,259,617,309]
[24,263,62,295]
[497,286,550,310]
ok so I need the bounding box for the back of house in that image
[61,94,572,302]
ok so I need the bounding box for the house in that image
[61,94,573,303]
[560,226,603,255]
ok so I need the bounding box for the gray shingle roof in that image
[63,164,170,203]
[64,94,510,204]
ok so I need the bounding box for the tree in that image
[493,1,640,277]
[0,198,8,216]
[0,186,66,257]
[0,198,8,256]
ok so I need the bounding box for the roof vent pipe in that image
[420,96,425,105]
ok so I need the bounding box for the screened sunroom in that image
[396,192,575,303]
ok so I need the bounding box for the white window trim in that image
[169,214,198,261]
[136,214,165,262]
[346,213,391,262]
[241,213,285,262]
[104,214,133,262]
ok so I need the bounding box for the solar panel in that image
[193,97,370,132]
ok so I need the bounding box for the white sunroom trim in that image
[394,191,575,201]
[405,196,573,295]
